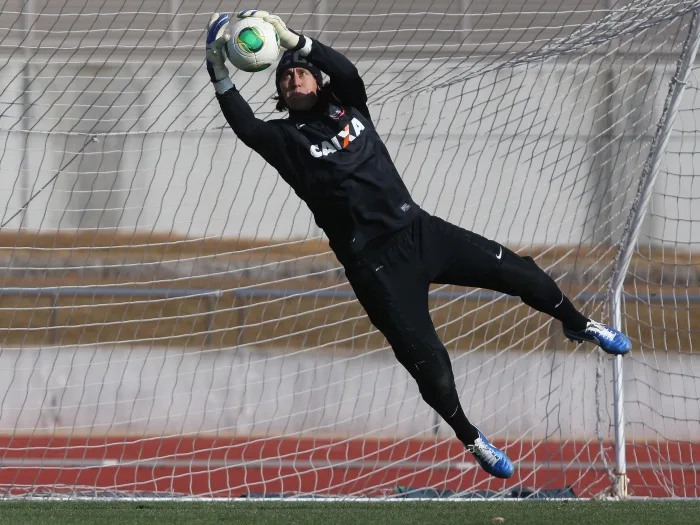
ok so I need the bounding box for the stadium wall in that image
[2,58,699,247]
[1,343,697,440]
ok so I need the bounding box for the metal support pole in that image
[203,296,211,347]
[314,0,328,38]
[203,293,220,347]
[461,0,471,32]
[49,293,58,345]
[169,0,180,46]
[20,0,35,229]
[608,11,700,499]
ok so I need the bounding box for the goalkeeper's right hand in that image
[205,13,232,91]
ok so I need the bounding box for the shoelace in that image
[468,438,500,466]
[588,321,617,341]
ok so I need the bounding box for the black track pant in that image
[344,211,588,445]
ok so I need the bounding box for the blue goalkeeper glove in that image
[205,13,233,93]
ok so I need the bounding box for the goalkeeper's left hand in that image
[237,9,306,52]
[205,13,231,84]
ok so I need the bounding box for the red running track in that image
[0,436,696,498]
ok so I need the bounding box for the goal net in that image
[0,0,697,499]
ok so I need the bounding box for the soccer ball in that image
[225,18,281,73]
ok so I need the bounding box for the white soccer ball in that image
[225,18,281,73]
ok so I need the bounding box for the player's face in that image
[280,67,319,111]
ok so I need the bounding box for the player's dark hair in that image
[272,81,332,112]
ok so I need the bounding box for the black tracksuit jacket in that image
[216,39,419,266]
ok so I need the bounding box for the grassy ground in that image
[0,501,696,525]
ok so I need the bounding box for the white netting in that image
[0,0,697,498]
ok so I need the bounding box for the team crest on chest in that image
[328,104,345,120]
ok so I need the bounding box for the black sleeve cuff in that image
[291,34,306,52]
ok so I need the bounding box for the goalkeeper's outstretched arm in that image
[301,37,370,121]
[215,87,284,155]
[206,13,286,161]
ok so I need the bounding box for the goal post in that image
[0,0,698,499]
[609,10,700,498]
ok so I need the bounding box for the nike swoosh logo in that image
[296,123,305,129]
[496,247,502,260]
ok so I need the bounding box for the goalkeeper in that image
[205,11,631,480]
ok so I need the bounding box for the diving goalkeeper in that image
[205,10,631,479]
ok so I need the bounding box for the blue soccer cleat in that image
[563,319,632,356]
[467,428,514,479]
